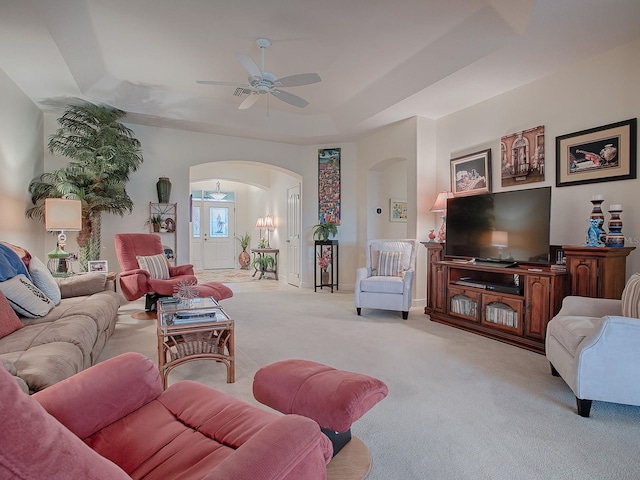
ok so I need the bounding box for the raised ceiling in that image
[1,0,639,145]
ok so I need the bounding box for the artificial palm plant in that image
[26,101,143,270]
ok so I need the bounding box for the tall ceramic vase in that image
[605,205,625,247]
[156,177,172,203]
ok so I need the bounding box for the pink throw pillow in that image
[0,291,23,339]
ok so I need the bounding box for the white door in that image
[203,201,236,269]
[286,185,301,286]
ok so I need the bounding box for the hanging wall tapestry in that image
[500,125,545,187]
[318,148,341,224]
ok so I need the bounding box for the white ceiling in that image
[1,0,639,145]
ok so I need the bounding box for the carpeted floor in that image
[195,268,260,283]
[99,281,640,480]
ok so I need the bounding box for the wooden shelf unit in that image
[425,260,568,354]
[149,202,177,265]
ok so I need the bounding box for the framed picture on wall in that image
[318,148,341,224]
[556,118,637,187]
[450,149,491,196]
[389,198,407,222]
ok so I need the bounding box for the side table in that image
[251,248,279,280]
[314,240,338,292]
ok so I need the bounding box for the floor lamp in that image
[45,198,82,276]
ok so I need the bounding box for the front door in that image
[203,201,236,269]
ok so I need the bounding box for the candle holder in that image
[589,196,607,243]
[605,207,625,247]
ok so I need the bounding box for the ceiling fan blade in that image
[276,73,321,87]
[239,93,260,110]
[196,80,251,87]
[270,89,309,108]
[236,53,262,80]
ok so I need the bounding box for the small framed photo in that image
[556,118,637,187]
[88,260,108,273]
[389,199,407,223]
[450,149,491,196]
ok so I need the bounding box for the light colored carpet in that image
[100,282,640,480]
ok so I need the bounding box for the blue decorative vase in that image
[605,207,625,247]
[156,177,172,203]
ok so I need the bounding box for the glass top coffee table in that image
[156,296,235,389]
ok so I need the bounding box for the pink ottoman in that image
[194,281,233,301]
[253,359,388,456]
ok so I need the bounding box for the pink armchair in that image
[115,233,198,310]
[1,352,332,480]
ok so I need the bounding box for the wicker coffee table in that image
[156,296,235,389]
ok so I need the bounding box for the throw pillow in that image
[0,241,32,269]
[137,254,170,280]
[0,274,55,318]
[0,291,23,339]
[0,243,31,281]
[28,256,62,305]
[621,273,640,319]
[377,251,404,277]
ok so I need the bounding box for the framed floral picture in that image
[389,198,407,222]
[450,149,491,196]
[556,118,637,187]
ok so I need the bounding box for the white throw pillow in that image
[137,254,170,280]
[28,256,61,305]
[377,251,404,277]
[621,273,640,319]
[0,274,55,318]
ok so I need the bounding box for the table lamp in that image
[430,192,453,243]
[264,214,275,248]
[45,198,82,276]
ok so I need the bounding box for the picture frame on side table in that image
[389,199,407,222]
[556,118,637,187]
[88,260,108,273]
[450,149,491,196]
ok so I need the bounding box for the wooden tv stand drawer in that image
[427,261,568,354]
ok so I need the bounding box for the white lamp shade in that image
[45,199,82,231]
[264,214,275,231]
[430,192,453,212]
[255,217,265,229]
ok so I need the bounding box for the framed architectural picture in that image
[450,149,491,196]
[389,199,407,222]
[318,148,341,224]
[500,125,545,187]
[87,260,108,273]
[556,118,637,187]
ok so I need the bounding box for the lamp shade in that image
[264,214,275,231]
[255,217,265,229]
[430,192,453,213]
[45,199,82,231]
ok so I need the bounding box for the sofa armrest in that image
[355,267,369,283]
[206,414,330,480]
[169,264,195,276]
[55,273,107,298]
[556,296,623,318]
[34,352,162,439]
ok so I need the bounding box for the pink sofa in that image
[1,352,332,480]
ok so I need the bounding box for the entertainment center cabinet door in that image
[481,294,523,334]
[523,275,551,340]
[447,286,480,323]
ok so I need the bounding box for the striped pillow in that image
[377,251,404,277]
[137,254,170,280]
[621,273,640,319]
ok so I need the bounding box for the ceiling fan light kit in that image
[197,38,321,110]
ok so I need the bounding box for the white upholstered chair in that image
[545,273,640,417]
[355,239,419,320]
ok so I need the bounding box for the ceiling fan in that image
[197,38,321,110]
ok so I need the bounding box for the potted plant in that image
[145,214,163,232]
[235,232,251,269]
[252,254,275,278]
[312,221,338,241]
[26,101,143,271]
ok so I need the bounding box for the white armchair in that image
[355,239,418,320]
[545,273,640,417]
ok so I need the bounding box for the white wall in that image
[0,68,43,256]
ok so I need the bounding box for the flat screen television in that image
[445,186,552,265]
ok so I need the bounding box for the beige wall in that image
[0,68,43,256]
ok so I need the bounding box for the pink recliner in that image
[114,233,232,310]
[0,352,332,480]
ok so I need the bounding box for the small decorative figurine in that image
[583,218,604,247]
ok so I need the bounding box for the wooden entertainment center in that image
[422,243,635,354]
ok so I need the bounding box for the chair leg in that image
[402,311,408,320]
[576,397,592,418]
[356,308,361,316]
[550,363,560,377]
